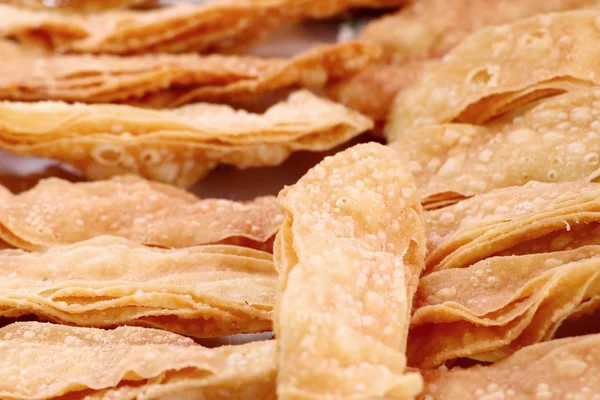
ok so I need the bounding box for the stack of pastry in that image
[2,0,600,399]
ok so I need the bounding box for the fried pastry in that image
[421,334,600,399]
[387,9,600,140]
[328,0,596,125]
[0,42,381,106]
[426,181,600,272]
[0,0,406,55]
[0,175,283,251]
[0,90,373,187]
[0,236,276,337]
[410,246,600,367]
[1,0,157,12]
[391,88,600,207]
[275,143,425,399]
[0,321,277,399]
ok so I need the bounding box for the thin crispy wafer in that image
[391,89,600,206]
[0,0,406,55]
[426,181,600,272]
[387,9,600,140]
[1,0,157,12]
[0,236,276,337]
[410,246,600,367]
[0,42,381,106]
[328,0,595,125]
[0,321,277,399]
[275,143,425,399]
[0,175,283,251]
[0,90,373,187]
[421,334,600,399]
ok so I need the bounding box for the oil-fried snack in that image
[0,175,283,251]
[387,9,600,140]
[0,42,381,106]
[420,334,600,399]
[360,0,597,64]
[391,89,600,207]
[1,0,157,12]
[410,246,600,367]
[425,181,600,272]
[0,321,277,399]
[325,62,425,128]
[0,0,406,55]
[329,0,595,125]
[275,143,425,399]
[0,90,373,187]
[0,236,276,337]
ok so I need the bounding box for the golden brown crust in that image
[0,175,283,251]
[0,0,407,55]
[390,88,600,205]
[328,0,596,126]
[0,90,373,186]
[275,143,425,399]
[0,321,277,399]
[411,246,600,367]
[421,334,600,399]
[425,181,600,272]
[0,0,157,12]
[0,236,277,337]
[387,9,600,139]
[0,42,381,106]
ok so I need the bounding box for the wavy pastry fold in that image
[0,321,277,399]
[426,181,600,272]
[0,42,380,107]
[411,246,600,366]
[387,9,600,140]
[0,175,283,251]
[275,143,425,399]
[421,334,600,399]
[391,88,600,208]
[0,236,277,337]
[0,0,406,54]
[0,90,372,186]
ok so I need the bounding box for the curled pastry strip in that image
[426,181,600,272]
[387,9,600,139]
[0,90,373,187]
[1,0,157,12]
[0,236,276,337]
[391,88,600,208]
[0,175,283,251]
[421,334,600,399]
[327,0,595,125]
[275,143,425,399]
[410,246,600,367]
[0,322,277,399]
[0,0,405,54]
[0,42,381,106]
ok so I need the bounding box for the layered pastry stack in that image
[1,0,600,399]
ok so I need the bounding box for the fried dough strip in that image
[328,0,595,125]
[410,246,600,367]
[420,335,600,399]
[0,42,381,106]
[425,181,600,272]
[0,322,277,399]
[275,143,425,399]
[0,90,373,187]
[0,0,406,55]
[387,9,600,139]
[391,88,600,207]
[0,236,276,337]
[1,0,157,12]
[0,175,283,251]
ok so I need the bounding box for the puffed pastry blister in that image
[275,143,425,399]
